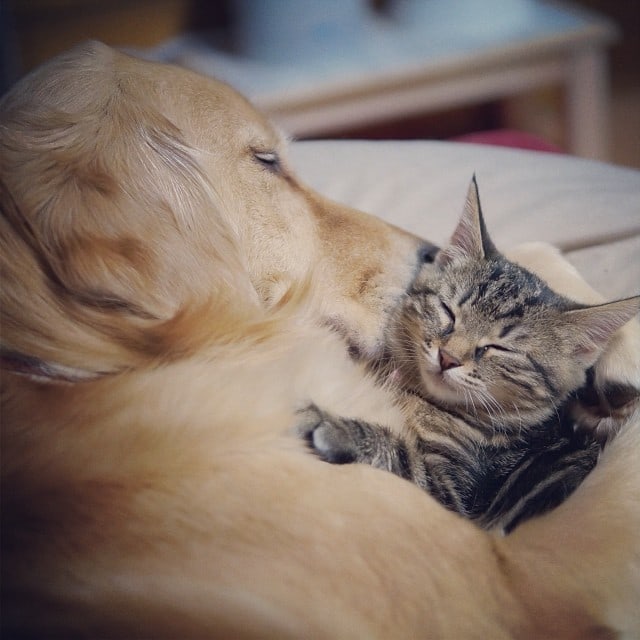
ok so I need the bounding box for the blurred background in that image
[2,0,638,168]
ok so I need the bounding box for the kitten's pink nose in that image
[439,348,461,371]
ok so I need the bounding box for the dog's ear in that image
[1,172,261,382]
[0,42,265,381]
[0,176,141,380]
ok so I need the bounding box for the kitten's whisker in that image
[463,388,477,419]
[470,388,502,429]
[508,403,525,439]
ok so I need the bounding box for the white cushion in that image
[290,140,640,297]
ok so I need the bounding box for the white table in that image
[143,0,617,160]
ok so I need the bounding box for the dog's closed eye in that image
[253,150,282,174]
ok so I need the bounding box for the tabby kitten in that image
[302,178,640,533]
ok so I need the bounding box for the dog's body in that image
[1,42,639,639]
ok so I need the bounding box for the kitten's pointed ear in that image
[436,175,499,267]
[565,296,640,367]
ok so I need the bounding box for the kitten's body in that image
[302,179,640,532]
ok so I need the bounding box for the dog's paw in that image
[295,405,359,464]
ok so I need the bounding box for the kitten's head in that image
[391,177,640,429]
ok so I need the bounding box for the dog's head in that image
[0,42,434,381]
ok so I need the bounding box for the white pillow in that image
[291,140,640,297]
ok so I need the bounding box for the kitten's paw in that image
[569,381,639,445]
[295,405,359,464]
[580,318,640,443]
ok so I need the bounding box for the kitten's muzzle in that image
[439,348,461,371]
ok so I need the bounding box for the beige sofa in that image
[291,140,640,300]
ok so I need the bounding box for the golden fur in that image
[1,42,639,639]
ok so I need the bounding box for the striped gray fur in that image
[303,178,640,533]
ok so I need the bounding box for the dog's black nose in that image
[418,242,439,264]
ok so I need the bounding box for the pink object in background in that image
[452,129,564,153]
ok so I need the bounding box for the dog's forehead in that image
[124,55,284,153]
[1,42,284,161]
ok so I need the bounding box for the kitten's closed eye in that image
[475,344,512,359]
[441,301,455,335]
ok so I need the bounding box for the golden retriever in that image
[1,41,639,639]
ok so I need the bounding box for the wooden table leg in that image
[566,46,611,161]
